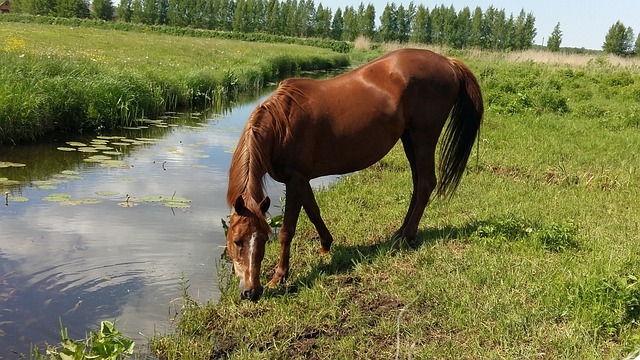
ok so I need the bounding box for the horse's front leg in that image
[267,189,302,288]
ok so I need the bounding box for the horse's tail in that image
[436,58,484,198]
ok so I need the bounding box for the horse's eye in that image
[234,239,242,247]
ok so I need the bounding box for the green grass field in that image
[0,21,348,143]
[150,50,640,358]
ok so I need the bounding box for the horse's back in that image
[270,49,462,179]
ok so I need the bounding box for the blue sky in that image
[318,0,640,50]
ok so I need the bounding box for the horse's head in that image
[226,195,271,301]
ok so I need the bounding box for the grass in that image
[0,21,349,143]
[150,49,640,358]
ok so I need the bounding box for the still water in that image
[0,87,337,357]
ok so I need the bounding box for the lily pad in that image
[60,198,102,206]
[192,164,208,169]
[111,142,131,146]
[43,193,72,202]
[117,178,136,182]
[164,201,191,209]
[85,155,112,161]
[96,136,124,140]
[33,179,67,186]
[167,197,191,203]
[78,147,99,153]
[7,196,28,202]
[101,151,122,156]
[0,178,20,186]
[137,196,166,202]
[0,161,26,168]
[54,174,83,180]
[38,185,57,190]
[95,191,119,196]
[61,170,81,175]
[66,141,86,147]
[57,147,77,152]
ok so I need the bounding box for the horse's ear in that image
[259,196,270,214]
[234,196,246,214]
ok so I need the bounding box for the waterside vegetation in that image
[0,19,349,144]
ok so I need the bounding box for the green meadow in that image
[151,51,640,358]
[0,20,348,143]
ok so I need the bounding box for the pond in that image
[0,85,338,356]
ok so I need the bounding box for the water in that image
[0,87,337,357]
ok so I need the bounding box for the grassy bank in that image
[0,21,349,144]
[150,51,640,358]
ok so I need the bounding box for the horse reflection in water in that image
[225,48,484,301]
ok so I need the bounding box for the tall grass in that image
[0,22,349,143]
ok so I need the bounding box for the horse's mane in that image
[226,82,305,209]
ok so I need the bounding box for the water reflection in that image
[0,88,297,356]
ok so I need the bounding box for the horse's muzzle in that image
[240,285,263,301]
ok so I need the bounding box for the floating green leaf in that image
[61,198,102,206]
[56,147,77,152]
[7,196,28,202]
[0,161,26,168]
[66,141,86,147]
[164,202,191,208]
[38,185,57,190]
[137,196,166,202]
[61,170,81,175]
[102,151,122,156]
[78,147,100,153]
[96,191,119,196]
[0,177,20,185]
[168,197,191,203]
[43,193,72,202]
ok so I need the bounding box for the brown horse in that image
[226,48,483,301]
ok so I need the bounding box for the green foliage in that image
[471,217,579,251]
[32,320,134,359]
[603,21,635,55]
[547,22,562,52]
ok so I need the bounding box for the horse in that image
[226,48,483,301]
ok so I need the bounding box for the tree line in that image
[9,0,539,50]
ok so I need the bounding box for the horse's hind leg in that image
[396,130,438,242]
[296,177,333,253]
[393,131,418,240]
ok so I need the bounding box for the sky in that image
[318,0,640,50]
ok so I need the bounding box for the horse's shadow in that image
[266,222,481,298]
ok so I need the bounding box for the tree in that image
[635,33,640,56]
[116,0,132,21]
[92,0,113,19]
[547,22,562,51]
[603,21,635,56]
[56,0,90,17]
[409,4,428,44]
[330,7,343,40]
[378,2,397,42]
